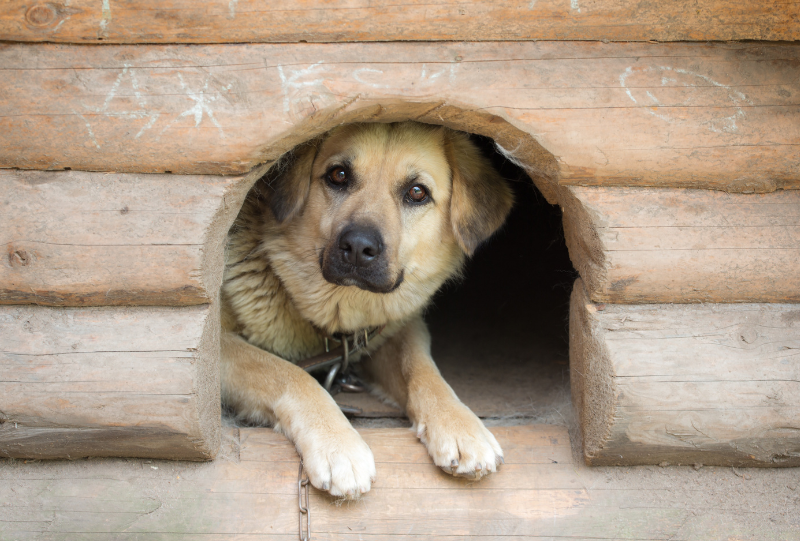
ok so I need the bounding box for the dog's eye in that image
[326,167,349,187]
[405,185,429,204]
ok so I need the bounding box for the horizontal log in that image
[2,426,798,539]
[561,186,800,303]
[2,0,796,44]
[569,279,800,467]
[1,167,264,306]
[0,304,221,460]
[1,42,798,201]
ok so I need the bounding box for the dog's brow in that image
[324,153,354,169]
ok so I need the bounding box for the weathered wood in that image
[569,279,800,467]
[561,186,800,304]
[2,0,796,44]
[1,167,265,306]
[0,304,221,460]
[1,42,798,202]
[2,425,799,540]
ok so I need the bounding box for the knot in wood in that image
[738,326,758,345]
[9,249,31,268]
[25,4,57,27]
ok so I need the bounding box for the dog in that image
[221,121,513,498]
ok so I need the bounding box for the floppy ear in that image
[445,131,514,256]
[263,141,319,223]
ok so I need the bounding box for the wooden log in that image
[2,425,798,540]
[0,304,221,460]
[1,167,265,307]
[2,0,796,44]
[561,186,800,304]
[1,42,798,202]
[569,279,800,467]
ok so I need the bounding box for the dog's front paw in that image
[299,425,376,499]
[415,401,504,480]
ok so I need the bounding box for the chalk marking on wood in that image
[228,0,238,19]
[76,64,160,144]
[157,73,228,139]
[619,65,751,133]
[99,0,111,37]
[75,112,100,149]
[276,61,326,113]
[353,67,391,89]
[51,14,71,34]
[420,63,455,85]
[570,0,581,13]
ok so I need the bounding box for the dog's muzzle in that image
[321,224,403,293]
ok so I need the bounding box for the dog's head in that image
[263,122,513,330]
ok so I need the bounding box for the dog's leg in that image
[221,331,376,497]
[362,316,503,478]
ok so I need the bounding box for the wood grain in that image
[2,425,798,540]
[569,279,800,467]
[0,304,221,460]
[1,167,265,306]
[561,186,800,304]
[1,41,797,201]
[1,0,796,44]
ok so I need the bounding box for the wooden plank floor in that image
[1,425,799,540]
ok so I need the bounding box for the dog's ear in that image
[445,131,514,256]
[264,141,319,223]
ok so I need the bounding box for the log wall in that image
[0,166,266,459]
[570,279,800,467]
[0,304,220,460]
[1,41,798,203]
[1,31,798,466]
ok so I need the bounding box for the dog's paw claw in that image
[418,403,504,481]
[300,427,376,499]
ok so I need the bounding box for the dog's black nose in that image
[338,226,383,267]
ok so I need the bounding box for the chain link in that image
[298,462,310,541]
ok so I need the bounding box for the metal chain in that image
[298,462,310,541]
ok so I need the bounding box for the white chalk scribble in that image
[100,0,111,36]
[277,61,327,113]
[620,65,751,133]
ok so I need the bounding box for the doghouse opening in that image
[335,133,577,427]
[219,109,577,429]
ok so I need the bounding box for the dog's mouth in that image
[319,248,404,294]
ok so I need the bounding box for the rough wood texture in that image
[561,186,800,304]
[569,279,800,467]
[2,425,799,540]
[3,0,797,44]
[0,304,221,460]
[1,42,798,202]
[1,167,266,307]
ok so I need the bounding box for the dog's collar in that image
[297,326,385,391]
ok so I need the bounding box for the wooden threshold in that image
[2,425,799,539]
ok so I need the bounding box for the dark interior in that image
[425,135,576,423]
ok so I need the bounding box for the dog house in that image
[1,1,799,538]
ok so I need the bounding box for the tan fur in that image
[221,122,513,498]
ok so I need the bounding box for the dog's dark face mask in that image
[319,220,404,294]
